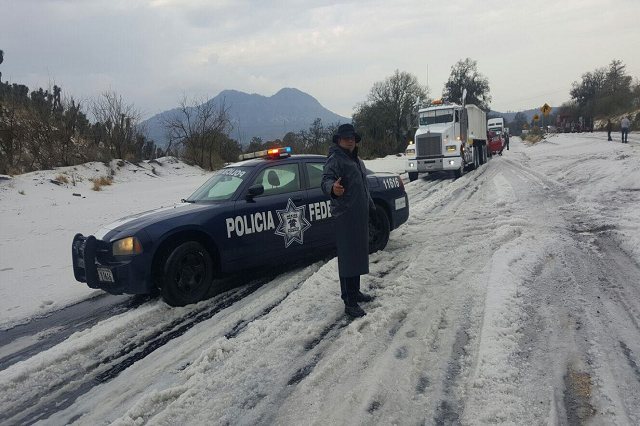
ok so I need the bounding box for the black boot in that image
[345,304,366,317]
[356,292,373,303]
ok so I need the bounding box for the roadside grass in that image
[55,174,69,184]
[521,133,544,143]
[89,175,114,191]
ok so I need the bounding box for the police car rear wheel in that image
[161,241,214,306]
[369,204,390,253]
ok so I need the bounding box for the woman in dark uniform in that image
[322,124,376,317]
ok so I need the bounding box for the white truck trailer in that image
[487,117,508,135]
[405,101,487,181]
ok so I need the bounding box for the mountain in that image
[142,88,350,148]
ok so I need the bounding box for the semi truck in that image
[405,101,488,181]
[487,117,506,155]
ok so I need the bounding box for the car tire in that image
[161,241,214,306]
[408,172,418,182]
[369,204,390,253]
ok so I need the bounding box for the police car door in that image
[232,162,309,265]
[303,161,335,249]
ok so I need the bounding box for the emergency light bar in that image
[238,147,291,161]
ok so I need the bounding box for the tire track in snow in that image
[1,283,263,425]
[1,264,319,426]
[0,294,153,371]
[483,155,640,424]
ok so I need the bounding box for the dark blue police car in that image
[72,148,409,306]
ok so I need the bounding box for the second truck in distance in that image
[405,100,488,181]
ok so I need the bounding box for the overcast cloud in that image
[1,0,639,119]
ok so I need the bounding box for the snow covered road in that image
[1,134,639,425]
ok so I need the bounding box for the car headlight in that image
[446,145,457,151]
[406,149,415,156]
[112,237,143,256]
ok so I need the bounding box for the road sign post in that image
[540,104,551,132]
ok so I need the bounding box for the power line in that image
[493,87,571,110]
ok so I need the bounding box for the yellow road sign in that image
[533,114,540,122]
[541,103,552,115]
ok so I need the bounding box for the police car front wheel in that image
[161,241,214,306]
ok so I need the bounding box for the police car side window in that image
[306,163,324,189]
[253,164,300,196]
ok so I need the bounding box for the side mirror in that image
[246,184,264,200]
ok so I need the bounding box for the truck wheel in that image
[408,172,419,182]
[479,144,486,165]
[454,156,465,178]
[161,241,214,306]
[469,148,478,171]
[369,204,390,253]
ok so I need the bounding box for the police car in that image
[72,148,409,306]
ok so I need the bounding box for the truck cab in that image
[405,101,487,181]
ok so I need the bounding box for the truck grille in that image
[416,135,441,157]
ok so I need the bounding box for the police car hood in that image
[94,202,213,240]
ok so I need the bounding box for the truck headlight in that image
[405,149,415,156]
[446,145,456,151]
[112,237,143,256]
[409,162,415,168]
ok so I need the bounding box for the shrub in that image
[55,174,69,184]
[521,133,543,143]
[18,190,25,195]
[89,175,114,191]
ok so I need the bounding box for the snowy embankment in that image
[1,133,640,425]
[0,158,210,329]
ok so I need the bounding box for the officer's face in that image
[339,135,356,152]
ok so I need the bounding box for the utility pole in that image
[426,65,429,90]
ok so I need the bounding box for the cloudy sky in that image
[2,0,639,119]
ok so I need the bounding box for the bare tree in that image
[91,90,144,160]
[162,94,233,169]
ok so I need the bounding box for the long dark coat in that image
[322,144,375,277]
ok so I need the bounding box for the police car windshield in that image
[186,167,251,202]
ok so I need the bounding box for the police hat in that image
[333,123,361,144]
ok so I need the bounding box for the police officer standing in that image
[499,132,510,155]
[322,124,375,317]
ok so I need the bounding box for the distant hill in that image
[490,107,555,122]
[142,88,350,148]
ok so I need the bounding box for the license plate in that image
[98,268,114,282]
[395,197,406,210]
[77,258,85,269]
